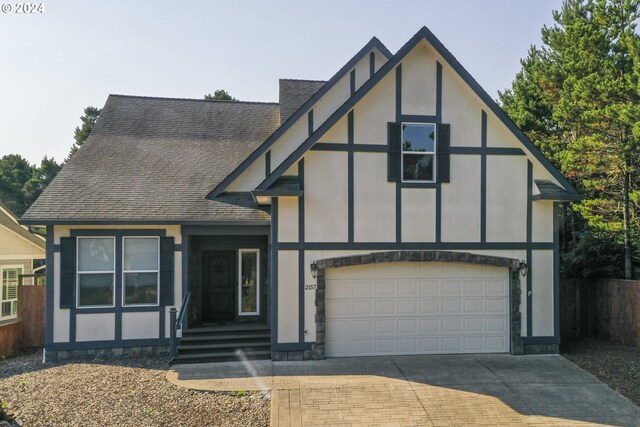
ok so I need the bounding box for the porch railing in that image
[169,290,191,360]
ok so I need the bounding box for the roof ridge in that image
[279,78,327,83]
[109,94,279,106]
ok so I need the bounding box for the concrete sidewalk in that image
[167,354,640,426]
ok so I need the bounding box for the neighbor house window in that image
[123,237,159,306]
[238,249,259,315]
[1,266,21,319]
[402,123,436,181]
[77,237,115,307]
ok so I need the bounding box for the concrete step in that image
[172,349,271,364]
[177,341,271,354]
[180,332,271,344]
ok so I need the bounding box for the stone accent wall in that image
[311,251,524,359]
[44,345,169,363]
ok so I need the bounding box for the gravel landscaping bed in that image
[0,352,269,427]
[562,338,640,406]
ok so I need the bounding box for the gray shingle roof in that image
[279,79,326,122]
[21,95,280,224]
[533,180,583,202]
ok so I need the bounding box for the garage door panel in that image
[325,262,509,356]
[419,280,440,295]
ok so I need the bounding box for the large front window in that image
[123,237,159,306]
[77,237,115,307]
[238,249,259,315]
[1,266,21,319]
[402,123,436,182]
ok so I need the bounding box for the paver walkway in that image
[167,354,640,426]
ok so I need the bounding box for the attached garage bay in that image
[324,262,510,357]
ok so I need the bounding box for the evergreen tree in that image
[500,0,640,279]
[204,89,236,101]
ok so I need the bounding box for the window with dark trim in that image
[401,123,436,182]
[77,237,115,307]
[123,236,159,306]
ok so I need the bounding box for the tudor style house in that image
[21,27,581,363]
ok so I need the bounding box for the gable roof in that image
[255,27,580,196]
[0,202,45,250]
[207,36,393,199]
[279,79,327,122]
[534,180,583,202]
[20,95,277,225]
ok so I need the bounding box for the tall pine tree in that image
[500,0,640,279]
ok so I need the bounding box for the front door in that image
[202,251,236,322]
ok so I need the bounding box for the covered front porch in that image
[173,225,271,363]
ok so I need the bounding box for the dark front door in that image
[202,251,236,322]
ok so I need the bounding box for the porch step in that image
[180,332,271,345]
[173,323,271,364]
[172,349,272,364]
[178,341,271,353]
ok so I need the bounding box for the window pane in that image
[124,272,158,305]
[124,238,159,271]
[403,154,434,181]
[240,252,258,313]
[1,302,11,317]
[78,238,114,272]
[78,273,113,306]
[403,124,436,152]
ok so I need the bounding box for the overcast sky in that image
[0,0,563,164]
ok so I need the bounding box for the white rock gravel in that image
[0,352,269,427]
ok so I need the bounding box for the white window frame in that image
[122,236,160,307]
[1,265,22,320]
[401,122,437,183]
[76,236,116,308]
[238,249,260,316]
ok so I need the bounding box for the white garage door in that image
[325,262,509,357]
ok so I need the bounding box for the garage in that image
[324,261,510,357]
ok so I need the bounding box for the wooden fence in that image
[18,284,45,348]
[561,278,640,347]
[0,284,45,357]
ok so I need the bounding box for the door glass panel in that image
[240,251,258,314]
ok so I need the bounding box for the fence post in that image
[169,308,177,359]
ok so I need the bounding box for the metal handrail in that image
[169,290,191,361]
[175,290,191,330]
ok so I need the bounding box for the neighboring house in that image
[21,27,581,363]
[0,203,45,325]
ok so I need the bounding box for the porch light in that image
[519,260,528,277]
[310,261,319,279]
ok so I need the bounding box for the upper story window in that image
[77,237,115,307]
[123,236,159,306]
[1,266,21,320]
[402,123,436,182]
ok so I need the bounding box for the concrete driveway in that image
[168,354,640,426]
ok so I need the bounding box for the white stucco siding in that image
[441,155,481,242]
[401,41,437,117]
[278,197,299,242]
[532,201,554,243]
[319,116,348,144]
[277,250,299,343]
[270,119,309,169]
[353,71,395,145]
[354,153,395,242]
[122,312,159,340]
[52,251,69,343]
[401,188,436,242]
[76,313,115,342]
[227,154,266,193]
[486,156,528,242]
[531,250,555,336]
[313,74,351,128]
[304,151,349,242]
[441,63,482,147]
[354,52,372,93]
